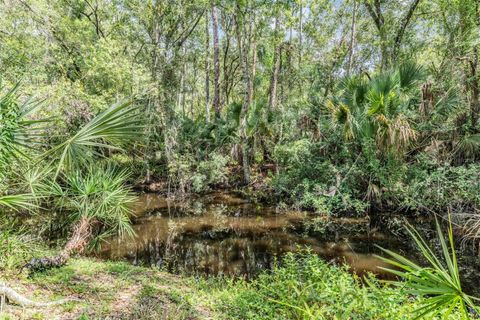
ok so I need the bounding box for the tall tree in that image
[364,0,422,68]
[205,10,211,122]
[234,3,253,184]
[211,3,221,117]
[269,15,281,110]
[346,0,358,76]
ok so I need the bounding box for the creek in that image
[96,192,411,279]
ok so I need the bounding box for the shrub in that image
[206,252,461,320]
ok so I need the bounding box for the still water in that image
[97,192,405,278]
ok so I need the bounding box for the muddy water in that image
[97,192,406,278]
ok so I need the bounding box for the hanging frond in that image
[43,100,142,175]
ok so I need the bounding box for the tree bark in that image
[347,0,358,77]
[269,17,281,110]
[234,8,252,185]
[24,216,93,272]
[211,4,221,118]
[205,11,211,122]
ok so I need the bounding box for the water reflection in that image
[97,192,399,278]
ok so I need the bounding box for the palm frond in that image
[0,84,49,167]
[376,216,479,319]
[43,100,143,176]
[64,164,136,238]
[398,61,425,92]
[0,194,36,211]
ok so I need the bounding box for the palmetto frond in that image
[44,100,143,176]
[454,133,480,159]
[377,216,479,319]
[339,75,369,109]
[327,100,356,140]
[0,84,49,168]
[398,60,425,93]
[333,62,423,155]
[0,194,36,211]
[65,164,136,237]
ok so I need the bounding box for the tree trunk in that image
[469,48,480,128]
[299,0,303,65]
[205,11,211,122]
[347,0,357,77]
[391,0,422,63]
[234,9,252,185]
[269,16,281,110]
[211,4,221,118]
[177,46,187,116]
[251,25,257,101]
[25,216,93,272]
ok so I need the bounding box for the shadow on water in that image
[96,192,407,279]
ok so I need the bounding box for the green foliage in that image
[44,100,142,175]
[330,62,423,155]
[0,84,47,169]
[192,153,229,193]
[55,164,136,238]
[272,139,368,214]
[378,217,479,319]
[399,159,480,213]
[168,152,229,194]
[205,252,458,320]
[0,217,49,272]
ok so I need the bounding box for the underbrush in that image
[199,252,464,320]
[271,138,480,219]
[0,217,51,275]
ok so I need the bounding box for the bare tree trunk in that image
[178,46,187,116]
[234,8,252,185]
[249,13,256,104]
[269,17,281,110]
[347,0,357,77]
[211,4,221,118]
[205,11,211,122]
[299,0,303,65]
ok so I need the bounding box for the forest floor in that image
[1,258,216,320]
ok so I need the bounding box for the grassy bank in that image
[0,252,466,320]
